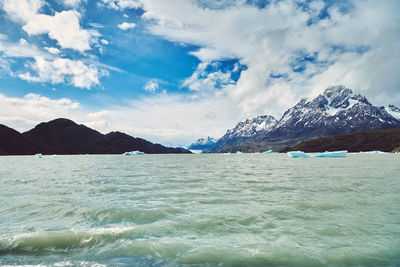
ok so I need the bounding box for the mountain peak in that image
[225,115,278,138]
[188,136,217,150]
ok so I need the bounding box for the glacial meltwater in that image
[0,153,399,266]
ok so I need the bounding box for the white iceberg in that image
[35,153,43,158]
[236,151,243,154]
[262,150,274,154]
[311,150,347,158]
[287,151,310,158]
[365,150,386,154]
[123,151,145,155]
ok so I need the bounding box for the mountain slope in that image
[20,118,189,154]
[283,127,400,153]
[188,137,217,150]
[207,115,277,152]
[0,125,41,155]
[208,86,400,153]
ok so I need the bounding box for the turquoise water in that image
[0,153,399,266]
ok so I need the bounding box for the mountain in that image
[387,104,400,119]
[206,115,277,152]
[0,118,190,155]
[282,126,400,153]
[188,136,217,151]
[0,125,41,155]
[207,86,400,153]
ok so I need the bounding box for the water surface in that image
[0,153,399,266]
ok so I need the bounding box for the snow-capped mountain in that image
[206,115,277,152]
[207,85,400,152]
[188,136,217,150]
[387,104,400,119]
[224,115,278,138]
[268,85,399,141]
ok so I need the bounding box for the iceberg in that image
[287,151,310,158]
[51,154,59,158]
[223,152,232,155]
[311,150,347,158]
[262,150,274,154]
[123,151,145,155]
[35,153,43,158]
[366,150,386,154]
[236,151,243,154]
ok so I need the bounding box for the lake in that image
[0,153,399,266]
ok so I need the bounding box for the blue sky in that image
[0,0,399,146]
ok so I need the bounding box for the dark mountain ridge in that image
[282,126,400,153]
[0,118,189,155]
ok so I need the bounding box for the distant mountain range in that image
[283,126,400,153]
[0,118,190,155]
[207,86,400,153]
[188,136,217,151]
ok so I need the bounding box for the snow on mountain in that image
[274,85,399,134]
[188,136,217,150]
[225,115,278,138]
[387,104,400,119]
[207,85,400,153]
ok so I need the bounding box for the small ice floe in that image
[312,150,347,158]
[262,149,273,154]
[123,151,145,155]
[35,153,43,158]
[223,152,232,155]
[236,151,243,154]
[288,150,347,158]
[287,151,310,158]
[51,154,59,158]
[364,150,386,154]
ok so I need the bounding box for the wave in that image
[0,226,136,254]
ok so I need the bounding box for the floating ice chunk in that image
[363,150,386,154]
[51,154,59,158]
[223,152,231,155]
[287,151,310,158]
[262,150,273,154]
[35,153,43,158]
[311,150,347,158]
[123,151,145,155]
[236,151,243,154]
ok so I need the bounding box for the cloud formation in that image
[138,0,400,115]
[100,0,141,10]
[2,0,99,53]
[18,57,106,89]
[117,22,136,30]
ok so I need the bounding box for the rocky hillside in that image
[207,115,277,152]
[283,127,400,153]
[1,118,190,155]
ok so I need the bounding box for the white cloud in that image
[0,36,49,58]
[0,92,81,132]
[1,0,42,22]
[136,0,400,117]
[182,62,234,92]
[2,0,99,53]
[144,79,159,93]
[18,57,106,89]
[117,22,136,30]
[100,39,109,45]
[44,47,61,54]
[101,0,141,10]
[63,0,84,8]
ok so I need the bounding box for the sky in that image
[0,0,399,146]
